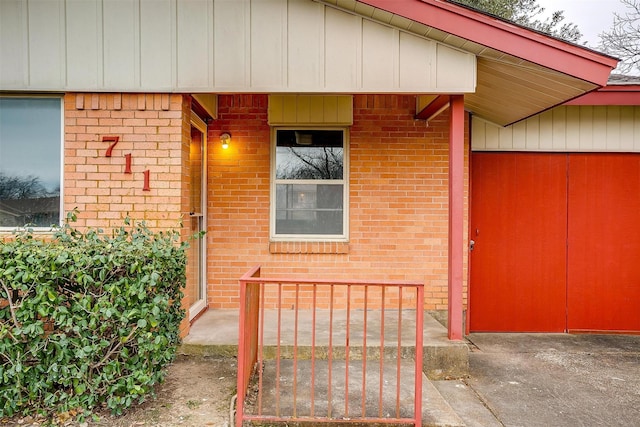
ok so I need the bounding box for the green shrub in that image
[0,215,188,420]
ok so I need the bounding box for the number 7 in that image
[103,136,120,157]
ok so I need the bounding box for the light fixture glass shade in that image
[220,132,231,149]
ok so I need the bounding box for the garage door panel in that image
[567,154,640,332]
[470,153,568,332]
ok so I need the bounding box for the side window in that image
[272,129,348,240]
[0,97,62,229]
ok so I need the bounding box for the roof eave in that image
[357,0,618,86]
[565,85,640,106]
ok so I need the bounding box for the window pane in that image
[276,184,343,235]
[0,97,61,227]
[276,130,343,179]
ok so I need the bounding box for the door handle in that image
[470,240,475,251]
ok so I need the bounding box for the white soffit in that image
[326,0,602,125]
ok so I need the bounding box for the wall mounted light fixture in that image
[220,132,231,149]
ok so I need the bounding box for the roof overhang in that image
[331,0,619,125]
[565,85,640,106]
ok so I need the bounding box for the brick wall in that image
[64,92,194,335]
[63,93,187,229]
[208,94,469,310]
[62,92,468,319]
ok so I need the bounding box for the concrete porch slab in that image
[180,309,468,380]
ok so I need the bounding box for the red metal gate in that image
[237,265,425,427]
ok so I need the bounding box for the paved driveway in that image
[464,333,640,427]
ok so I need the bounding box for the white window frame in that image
[270,127,349,242]
[0,95,64,232]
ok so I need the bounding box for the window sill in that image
[269,241,349,254]
[0,227,57,235]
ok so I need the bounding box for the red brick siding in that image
[61,92,469,317]
[63,92,194,336]
[207,94,469,310]
[63,93,187,229]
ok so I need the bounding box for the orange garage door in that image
[470,152,640,333]
[567,154,640,332]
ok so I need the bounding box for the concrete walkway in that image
[181,309,470,426]
[180,311,640,426]
[460,333,640,427]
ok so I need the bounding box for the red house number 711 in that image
[102,136,150,191]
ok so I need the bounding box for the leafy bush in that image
[0,215,188,420]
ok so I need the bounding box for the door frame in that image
[188,113,208,320]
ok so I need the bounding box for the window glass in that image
[276,184,343,235]
[273,129,347,239]
[276,130,343,179]
[0,97,62,228]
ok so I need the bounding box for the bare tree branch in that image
[452,0,582,43]
[599,0,640,75]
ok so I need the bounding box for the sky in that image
[0,98,61,192]
[536,0,631,48]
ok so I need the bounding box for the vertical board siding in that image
[140,0,173,89]
[606,106,621,150]
[103,0,138,89]
[176,0,210,89]
[399,32,433,90]
[578,106,594,150]
[324,6,361,90]
[287,0,324,89]
[592,106,608,150]
[0,0,475,93]
[0,0,28,87]
[472,106,640,153]
[28,0,65,88]
[565,107,581,151]
[435,44,475,90]
[619,107,636,151]
[551,107,566,150]
[250,0,287,89]
[66,0,101,89]
[362,19,397,88]
[635,108,640,149]
[213,0,249,89]
[268,95,353,125]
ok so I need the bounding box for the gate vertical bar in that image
[345,284,351,417]
[236,276,247,427]
[328,284,334,418]
[276,283,282,417]
[396,287,403,418]
[311,286,317,417]
[415,285,425,427]
[293,284,299,417]
[258,283,265,415]
[378,286,385,418]
[361,286,368,417]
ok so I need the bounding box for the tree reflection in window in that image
[0,97,61,228]
[276,130,343,180]
[274,129,346,237]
